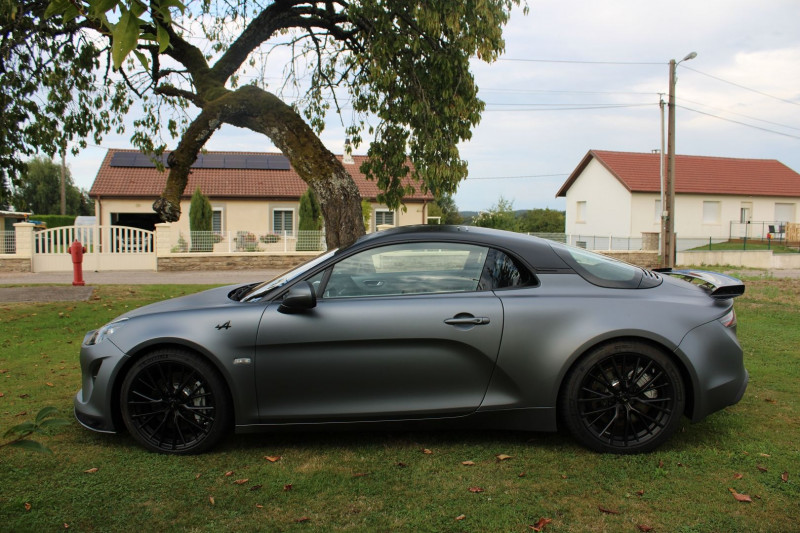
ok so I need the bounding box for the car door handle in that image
[362,280,385,287]
[444,316,490,325]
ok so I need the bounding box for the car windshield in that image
[240,249,337,302]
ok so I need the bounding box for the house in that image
[556,150,800,243]
[89,149,434,235]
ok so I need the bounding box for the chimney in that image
[342,138,354,165]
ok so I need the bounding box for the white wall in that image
[564,159,632,237]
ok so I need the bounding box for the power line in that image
[466,173,569,180]
[681,65,800,107]
[679,97,800,132]
[678,105,800,140]
[498,58,665,66]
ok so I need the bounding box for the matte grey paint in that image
[75,225,747,450]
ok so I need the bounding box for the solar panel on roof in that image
[224,155,247,168]
[109,151,291,170]
[267,155,291,170]
[246,157,270,169]
[109,152,137,166]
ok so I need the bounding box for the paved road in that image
[0,269,285,286]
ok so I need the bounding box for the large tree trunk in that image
[153,85,365,249]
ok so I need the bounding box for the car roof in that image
[351,225,571,271]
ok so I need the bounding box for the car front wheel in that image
[560,341,685,454]
[120,349,230,454]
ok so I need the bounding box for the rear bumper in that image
[677,320,749,422]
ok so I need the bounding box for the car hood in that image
[118,284,245,320]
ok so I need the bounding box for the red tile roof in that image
[556,150,800,198]
[90,149,434,202]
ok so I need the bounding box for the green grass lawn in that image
[688,240,799,253]
[1,282,798,532]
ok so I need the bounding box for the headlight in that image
[87,318,129,345]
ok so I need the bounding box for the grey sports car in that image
[75,225,748,454]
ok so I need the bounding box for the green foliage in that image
[33,0,524,238]
[471,196,520,231]
[11,157,92,215]
[427,193,463,225]
[298,189,322,232]
[0,170,12,210]
[361,199,372,231]
[1,406,70,454]
[29,215,76,228]
[519,208,565,233]
[189,187,213,251]
[0,3,130,179]
[189,188,212,232]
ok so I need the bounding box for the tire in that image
[120,348,231,454]
[560,341,685,454]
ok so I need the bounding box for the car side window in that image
[322,242,489,298]
[479,249,536,290]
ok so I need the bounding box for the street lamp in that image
[661,51,697,268]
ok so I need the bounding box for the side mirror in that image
[278,281,317,313]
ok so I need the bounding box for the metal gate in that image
[32,225,156,272]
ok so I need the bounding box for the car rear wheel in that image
[560,341,685,454]
[120,349,230,454]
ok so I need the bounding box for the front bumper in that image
[73,331,129,433]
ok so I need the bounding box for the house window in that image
[212,208,223,233]
[576,201,587,223]
[273,209,294,234]
[703,201,721,224]
[775,203,795,224]
[375,210,395,228]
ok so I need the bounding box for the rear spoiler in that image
[654,269,746,299]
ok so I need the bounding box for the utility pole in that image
[661,52,696,269]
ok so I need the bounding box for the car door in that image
[254,241,504,422]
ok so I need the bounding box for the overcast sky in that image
[65,0,800,213]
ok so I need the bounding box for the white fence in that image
[169,230,326,254]
[1,230,14,254]
[32,225,156,272]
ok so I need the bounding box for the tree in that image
[11,156,92,215]
[427,192,463,225]
[519,208,565,233]
[0,170,12,211]
[471,196,519,231]
[36,0,525,248]
[298,189,322,232]
[0,0,130,180]
[189,187,212,251]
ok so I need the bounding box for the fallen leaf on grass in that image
[729,488,752,503]
[455,514,466,521]
[264,456,282,462]
[598,505,619,515]
[518,472,527,478]
[733,473,743,480]
[352,472,370,478]
[759,453,771,457]
[224,471,234,477]
[421,448,433,455]
[636,525,654,532]
[462,460,476,466]
[24,502,31,511]
[636,490,645,496]
[468,487,485,493]
[250,485,262,491]
[46,382,54,387]
[529,517,552,531]
[496,454,513,461]
[84,467,99,474]
[195,473,202,480]
[256,504,264,509]
[209,496,215,506]
[764,398,777,404]
[233,479,249,485]
[782,471,789,483]
[396,462,407,468]
[295,517,310,523]
[284,484,293,491]
[757,465,768,473]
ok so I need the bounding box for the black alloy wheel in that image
[560,341,685,454]
[120,349,230,454]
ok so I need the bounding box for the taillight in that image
[720,309,737,328]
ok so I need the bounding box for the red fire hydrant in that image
[68,239,87,286]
